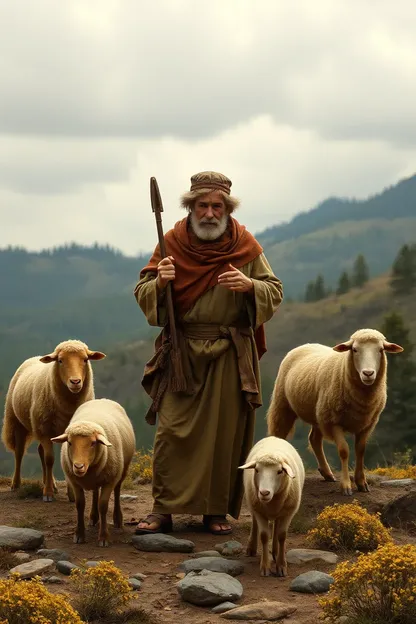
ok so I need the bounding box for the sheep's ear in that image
[51,433,68,443]
[332,341,352,352]
[238,460,257,470]
[87,351,106,360]
[384,341,404,353]
[282,462,295,478]
[40,353,58,363]
[96,433,112,447]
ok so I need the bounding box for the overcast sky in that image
[1,0,416,256]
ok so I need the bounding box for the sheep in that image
[1,339,106,502]
[239,435,305,577]
[51,398,136,547]
[267,328,404,496]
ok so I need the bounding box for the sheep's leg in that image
[73,485,86,544]
[40,439,56,502]
[38,444,58,493]
[331,425,352,495]
[246,513,258,557]
[112,480,123,529]
[89,488,99,526]
[267,396,297,439]
[354,428,372,493]
[10,422,30,490]
[98,484,113,547]
[257,513,271,577]
[67,481,75,502]
[308,426,336,482]
[272,517,290,577]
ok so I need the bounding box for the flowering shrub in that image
[0,574,83,624]
[70,560,132,621]
[370,465,416,480]
[306,500,392,552]
[320,543,416,623]
[123,448,153,488]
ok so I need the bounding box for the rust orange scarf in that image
[141,216,267,358]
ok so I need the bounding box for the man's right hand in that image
[156,256,175,289]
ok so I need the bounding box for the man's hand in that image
[157,256,175,289]
[218,264,254,293]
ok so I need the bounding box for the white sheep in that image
[267,328,404,496]
[239,435,305,577]
[51,398,136,547]
[2,339,106,502]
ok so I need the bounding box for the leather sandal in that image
[203,515,232,535]
[134,513,173,535]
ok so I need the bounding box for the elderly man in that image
[134,171,283,535]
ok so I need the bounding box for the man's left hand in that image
[218,264,254,293]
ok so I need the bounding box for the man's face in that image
[190,191,229,241]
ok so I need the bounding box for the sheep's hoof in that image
[246,546,257,557]
[11,482,20,491]
[89,518,99,527]
[260,566,271,577]
[275,565,287,577]
[98,539,109,547]
[74,534,86,544]
[356,482,370,493]
[342,486,353,496]
[318,468,337,482]
[43,495,54,502]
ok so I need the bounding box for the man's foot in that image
[203,515,232,535]
[134,513,173,535]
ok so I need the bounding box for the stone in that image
[56,560,79,575]
[43,576,64,584]
[128,578,142,590]
[85,561,99,568]
[9,558,55,579]
[37,549,70,562]
[215,541,244,557]
[286,548,338,565]
[131,572,147,580]
[177,570,243,607]
[13,552,31,563]
[176,573,186,579]
[212,602,238,614]
[380,479,415,487]
[120,495,138,501]
[192,550,222,559]
[131,533,194,553]
[381,491,416,530]
[0,526,44,551]
[179,557,244,577]
[220,601,297,620]
[290,570,334,594]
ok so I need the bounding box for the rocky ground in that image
[0,473,415,624]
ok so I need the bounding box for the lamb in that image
[239,435,305,577]
[1,339,106,501]
[267,328,404,496]
[51,398,136,547]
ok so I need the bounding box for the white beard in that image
[190,212,228,241]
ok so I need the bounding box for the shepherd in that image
[134,171,283,536]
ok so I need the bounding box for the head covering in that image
[189,171,232,195]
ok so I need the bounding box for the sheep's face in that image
[239,459,295,504]
[333,330,403,387]
[40,345,106,394]
[51,431,112,477]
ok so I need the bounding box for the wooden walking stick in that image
[150,176,187,392]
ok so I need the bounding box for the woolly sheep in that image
[239,435,305,577]
[267,328,403,496]
[1,339,106,501]
[51,398,136,547]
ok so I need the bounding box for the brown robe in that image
[134,251,283,519]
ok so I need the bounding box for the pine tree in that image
[390,244,416,294]
[314,274,326,300]
[305,280,316,302]
[352,254,369,288]
[336,271,351,295]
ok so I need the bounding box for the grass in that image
[11,515,48,531]
[91,607,157,624]
[0,547,20,571]
[15,480,44,499]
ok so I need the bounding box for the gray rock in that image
[13,552,31,563]
[212,602,238,614]
[382,491,416,530]
[0,526,44,551]
[37,549,70,562]
[286,548,338,565]
[180,557,244,577]
[131,572,147,580]
[128,578,142,590]
[131,533,194,553]
[85,561,99,568]
[43,576,64,584]
[56,560,79,575]
[290,570,334,594]
[215,541,244,557]
[120,495,138,501]
[380,479,415,487]
[177,569,243,606]
[220,601,297,620]
[193,550,223,559]
[9,558,55,579]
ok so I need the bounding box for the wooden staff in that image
[150,176,187,392]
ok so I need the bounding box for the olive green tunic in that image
[135,253,283,519]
